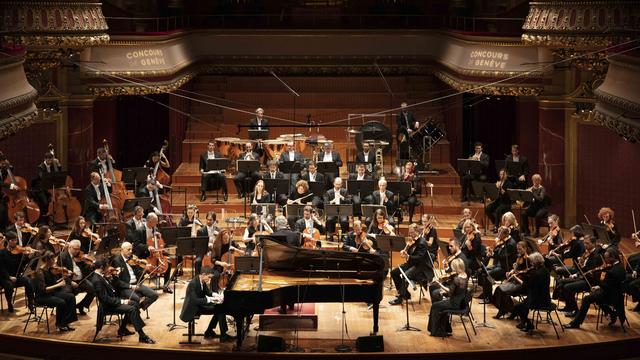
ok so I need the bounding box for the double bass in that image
[102,139,132,211]
[45,144,82,225]
[0,152,40,224]
[151,140,171,187]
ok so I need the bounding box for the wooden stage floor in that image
[2,266,639,357]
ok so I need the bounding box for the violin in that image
[552,235,577,255]
[378,220,394,235]
[73,250,95,266]
[20,224,38,235]
[82,228,102,244]
[51,265,73,277]
[127,254,149,267]
[104,266,122,278]
[48,236,67,247]
[10,245,39,255]
[578,246,596,269]
[506,266,533,284]
[357,231,374,252]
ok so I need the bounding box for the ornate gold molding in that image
[593,109,640,143]
[0,105,38,139]
[433,70,543,96]
[0,89,38,114]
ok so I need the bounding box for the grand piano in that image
[221,237,387,349]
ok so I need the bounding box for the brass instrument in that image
[312,147,319,163]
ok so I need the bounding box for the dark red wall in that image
[577,123,640,236]
[0,121,57,184]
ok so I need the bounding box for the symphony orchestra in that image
[0,105,638,349]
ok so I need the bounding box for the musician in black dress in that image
[242,214,273,255]
[427,258,468,337]
[250,180,271,204]
[520,174,549,236]
[565,247,627,329]
[396,102,419,160]
[486,168,515,232]
[234,142,261,199]
[389,223,430,305]
[92,258,155,343]
[69,216,96,254]
[286,180,313,228]
[460,142,490,202]
[398,161,421,224]
[553,235,602,317]
[598,207,621,248]
[512,252,551,332]
[546,225,585,272]
[492,241,531,319]
[323,177,350,238]
[144,150,170,172]
[208,229,243,292]
[0,232,35,313]
[459,220,483,274]
[478,226,517,303]
[31,251,78,331]
[179,266,234,341]
[199,141,228,202]
[421,215,440,271]
[367,209,396,236]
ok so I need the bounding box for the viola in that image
[51,265,72,277]
[10,245,39,255]
[127,254,149,267]
[20,224,39,235]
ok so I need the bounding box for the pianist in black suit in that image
[389,223,431,305]
[506,144,529,188]
[271,215,301,247]
[317,142,343,187]
[234,142,261,199]
[199,141,228,202]
[180,266,233,341]
[83,172,109,226]
[348,163,373,217]
[355,143,376,172]
[92,258,155,344]
[323,177,350,238]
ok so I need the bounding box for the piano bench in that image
[180,315,203,345]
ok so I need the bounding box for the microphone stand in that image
[397,266,421,332]
[335,262,351,352]
[167,261,186,331]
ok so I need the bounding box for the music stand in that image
[39,171,68,191]
[248,129,269,140]
[347,179,375,198]
[177,236,209,278]
[317,161,339,176]
[235,256,260,273]
[251,203,277,217]
[279,161,302,176]
[581,223,596,239]
[285,204,307,218]
[592,224,611,245]
[506,161,524,178]
[96,233,120,255]
[308,182,325,199]
[376,235,407,289]
[263,178,289,201]
[159,226,191,248]
[122,167,149,190]
[325,204,353,236]
[495,160,506,175]
[122,197,152,214]
[452,229,464,246]
[238,160,261,217]
[206,158,230,172]
[361,204,387,219]
[457,159,482,177]
[508,189,534,205]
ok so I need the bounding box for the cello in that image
[146,231,169,277]
[45,144,82,225]
[0,152,40,224]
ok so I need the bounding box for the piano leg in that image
[372,302,380,334]
[233,314,245,350]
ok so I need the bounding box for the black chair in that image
[93,298,124,342]
[23,303,54,334]
[442,290,476,342]
[595,303,628,332]
[180,314,203,345]
[530,303,564,339]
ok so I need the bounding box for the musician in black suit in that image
[460,142,490,202]
[294,205,326,236]
[428,239,469,301]
[371,178,395,222]
[506,144,529,188]
[355,143,376,171]
[199,140,228,202]
[396,102,419,160]
[565,247,627,329]
[520,174,549,236]
[33,152,63,217]
[317,142,343,187]
[82,172,109,226]
[179,266,233,341]
[233,142,261,198]
[0,232,35,313]
[110,242,159,310]
[136,179,163,214]
[6,211,33,247]
[512,252,551,332]
[398,161,422,224]
[348,163,373,217]
[343,220,378,254]
[59,240,95,314]
[278,142,303,164]
[389,223,431,305]
[124,206,150,258]
[92,258,155,343]
[323,177,350,238]
[262,161,287,206]
[271,215,301,247]
[88,147,114,175]
[192,211,221,275]
[249,107,269,131]
[485,168,516,232]
[478,226,517,303]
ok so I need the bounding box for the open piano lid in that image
[259,237,387,281]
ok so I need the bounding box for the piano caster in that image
[335,344,352,353]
